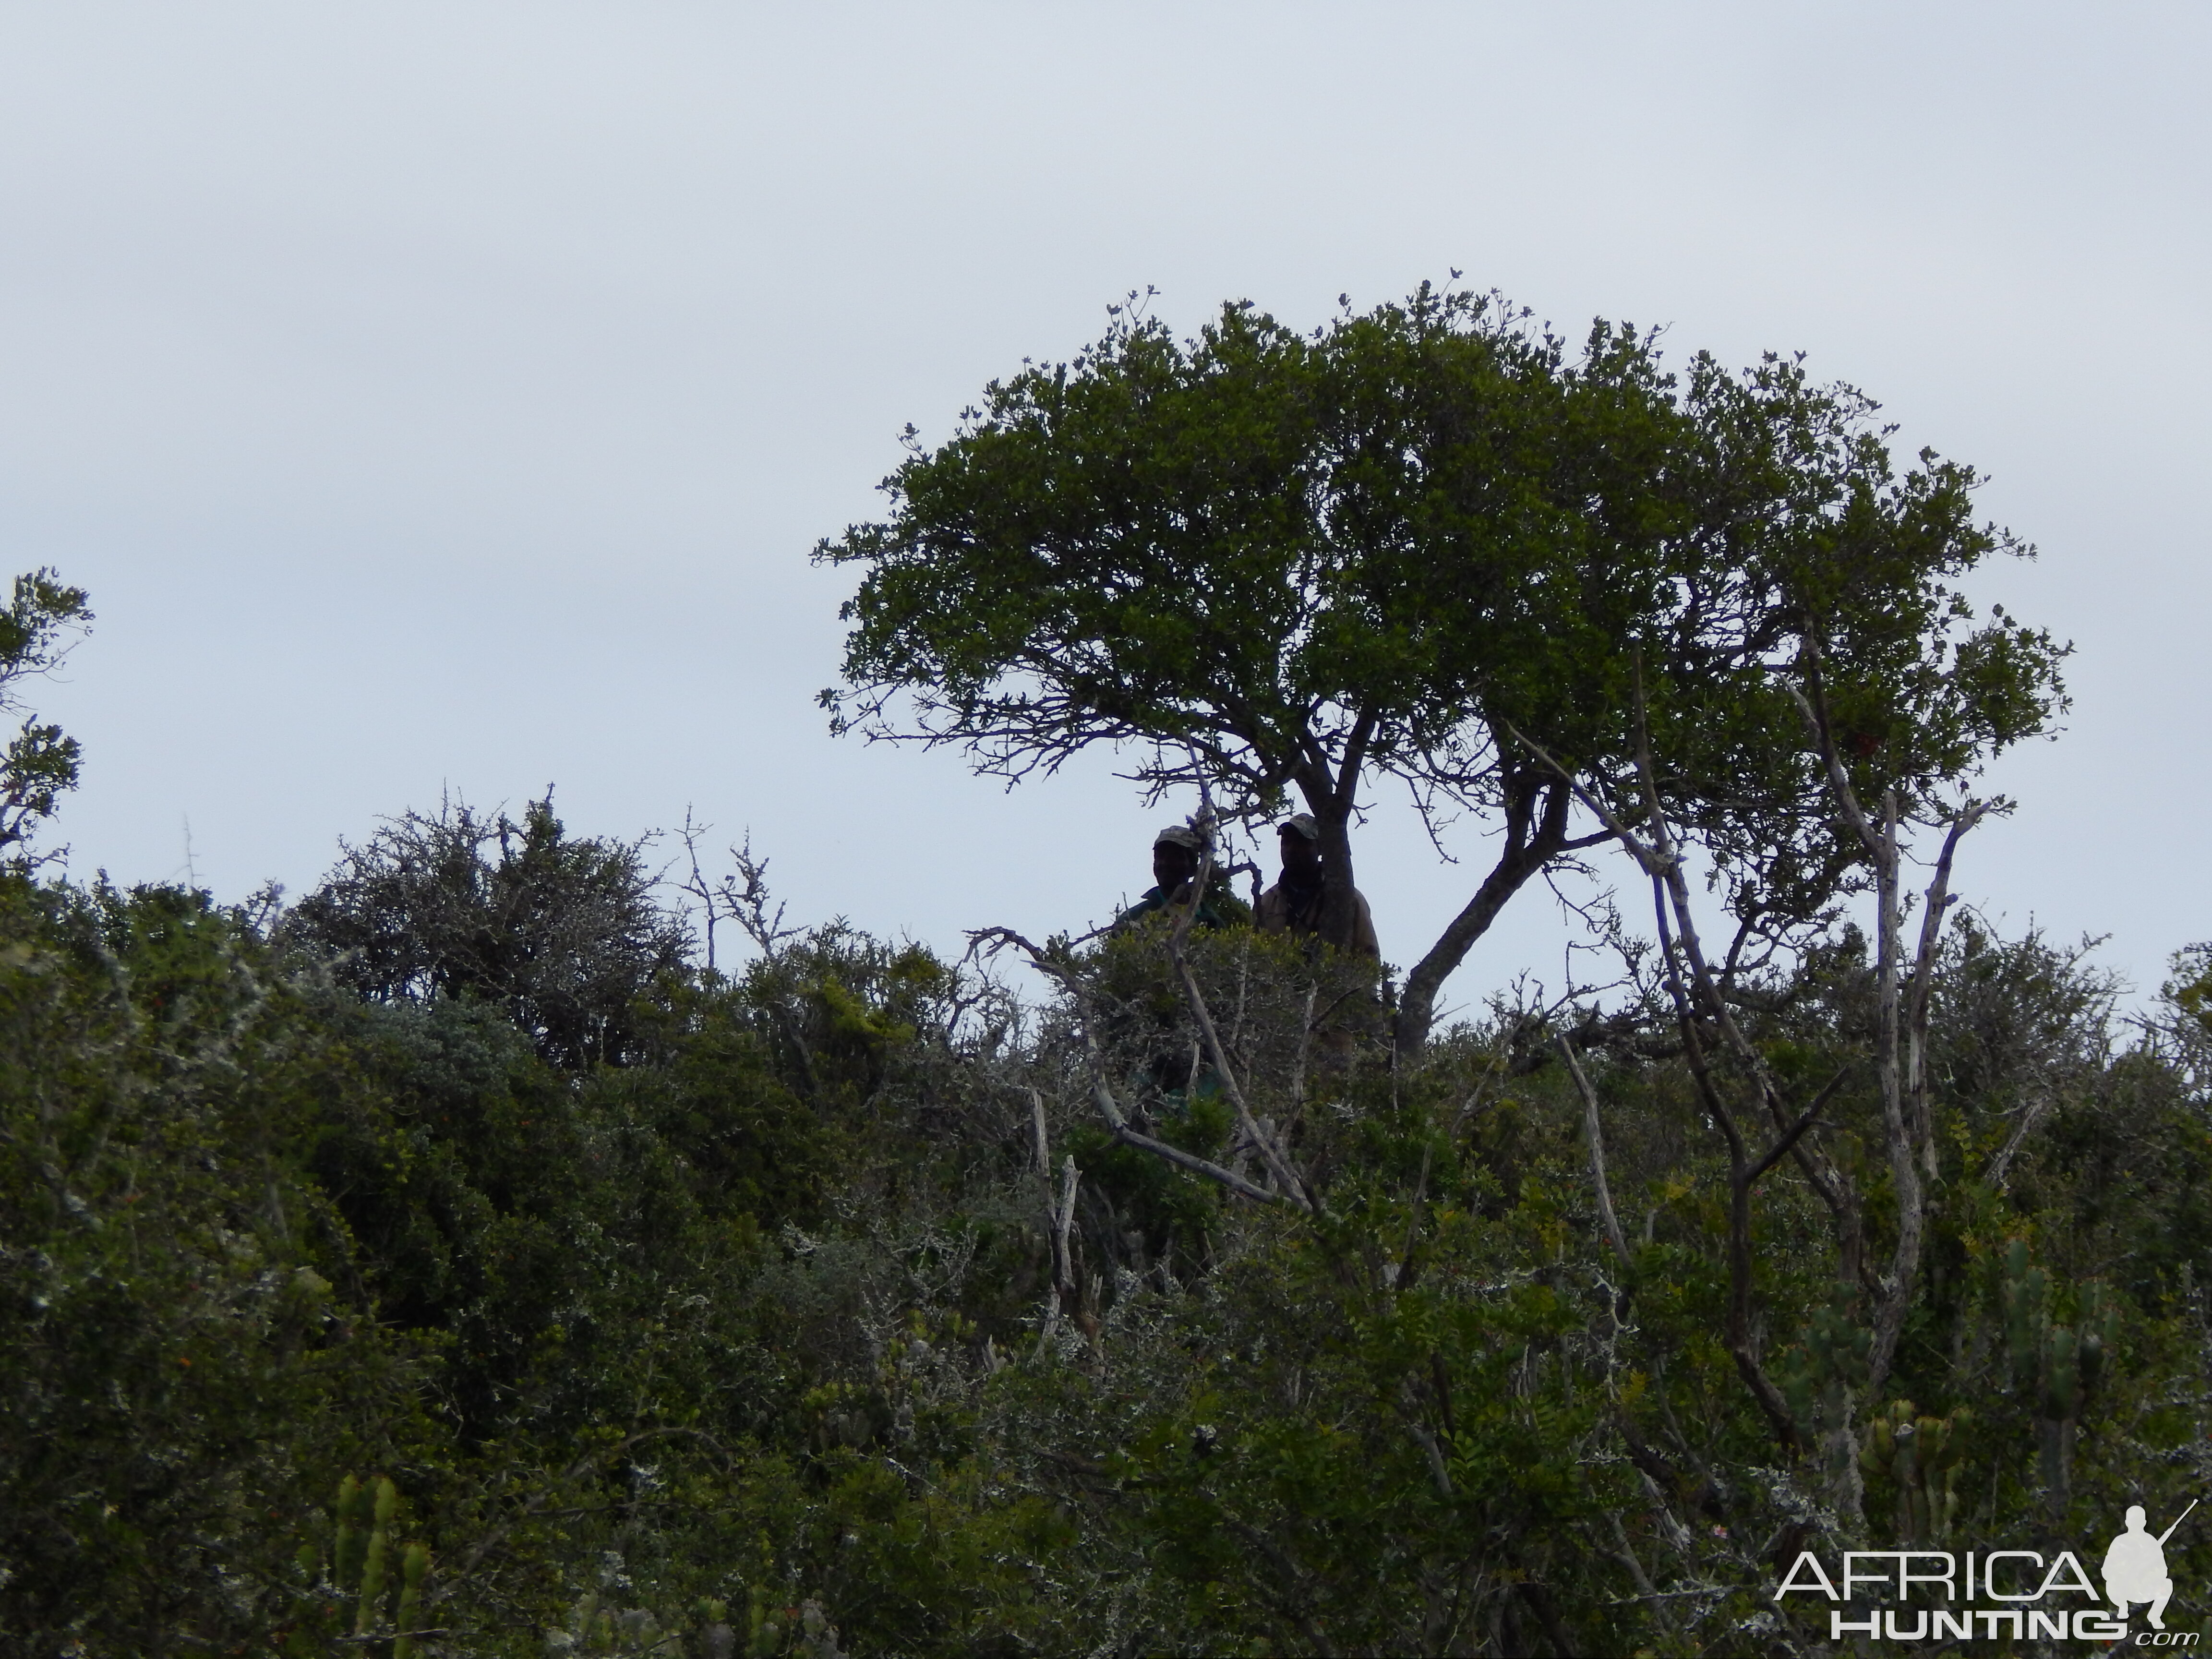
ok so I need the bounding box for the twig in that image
[1029,1088,1052,1179]
[1043,1151,1080,1338]
[1557,1035,1632,1268]
[1165,810,1316,1209]
[1507,696,1801,1451]
[970,928,1290,1207]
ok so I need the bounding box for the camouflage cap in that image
[1154,823,1208,851]
[1278,813,1320,842]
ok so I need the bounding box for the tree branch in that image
[1397,778,1574,1054]
[969,928,1292,1208]
[1557,1034,1632,1268]
[1167,830,1316,1208]
[1745,1068,1851,1185]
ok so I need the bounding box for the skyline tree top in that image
[817,284,2068,1048]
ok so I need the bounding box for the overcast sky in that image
[2,2,2203,1021]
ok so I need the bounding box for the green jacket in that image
[1114,883,1247,933]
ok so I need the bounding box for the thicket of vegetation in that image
[4,287,2204,1657]
[6,782,2212,1656]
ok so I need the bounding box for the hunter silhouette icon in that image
[2105,1500,2195,1629]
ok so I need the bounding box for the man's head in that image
[2129,1505,2149,1530]
[1154,823,1205,891]
[1277,813,1321,879]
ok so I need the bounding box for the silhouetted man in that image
[1116,824,1237,931]
[1256,814,1379,958]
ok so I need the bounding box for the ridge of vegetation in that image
[10,804,2211,1656]
[2,289,2201,1656]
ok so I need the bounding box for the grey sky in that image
[3,3,2204,1019]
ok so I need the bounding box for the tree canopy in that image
[818,286,2068,1046]
[0,567,92,853]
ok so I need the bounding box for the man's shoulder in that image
[1115,888,1169,925]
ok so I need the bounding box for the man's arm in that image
[1254,885,1286,933]
[1351,890,1381,960]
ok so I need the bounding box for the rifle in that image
[2158,1498,2199,1547]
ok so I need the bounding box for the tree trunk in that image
[1294,713,1375,957]
[1309,799,1362,953]
[1395,777,1571,1053]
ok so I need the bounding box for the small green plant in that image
[1860,1399,1971,1543]
[288,1474,431,1657]
[2002,1238,2115,1510]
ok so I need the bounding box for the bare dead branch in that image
[1904,803,1987,1178]
[1041,1151,1081,1340]
[1557,1034,1632,1268]
[1782,652,1883,861]
[970,928,1292,1208]
[1029,1088,1052,1180]
[1165,795,1317,1209]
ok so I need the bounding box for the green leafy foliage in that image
[0,568,91,853]
[817,288,2069,1042]
[281,795,689,1068]
[12,831,2212,1654]
[0,425,2170,1658]
[0,878,446,1654]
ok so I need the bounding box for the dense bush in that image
[281,796,689,1069]
[7,839,2212,1654]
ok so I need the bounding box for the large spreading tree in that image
[818,286,2067,1048]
